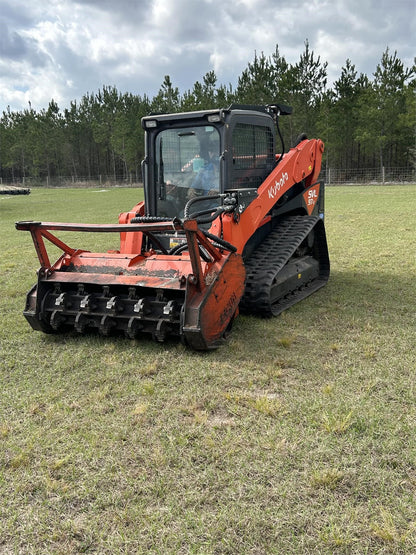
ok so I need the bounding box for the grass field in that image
[1,185,415,554]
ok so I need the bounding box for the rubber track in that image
[240,215,328,317]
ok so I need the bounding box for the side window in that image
[231,124,274,188]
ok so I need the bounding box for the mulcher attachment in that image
[16,218,245,350]
[27,282,183,341]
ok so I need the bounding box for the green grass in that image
[1,185,415,554]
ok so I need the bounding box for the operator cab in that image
[141,106,277,221]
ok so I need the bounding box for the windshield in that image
[155,125,220,218]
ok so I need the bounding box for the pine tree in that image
[356,48,415,169]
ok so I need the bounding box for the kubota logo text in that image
[268,172,289,199]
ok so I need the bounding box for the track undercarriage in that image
[241,215,330,317]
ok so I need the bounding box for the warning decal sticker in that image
[303,183,320,215]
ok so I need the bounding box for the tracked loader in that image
[16,104,330,350]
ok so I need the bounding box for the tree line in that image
[0,42,414,184]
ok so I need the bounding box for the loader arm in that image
[211,137,325,254]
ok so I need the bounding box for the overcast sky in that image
[1,0,415,114]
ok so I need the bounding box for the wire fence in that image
[0,167,415,190]
[0,175,141,189]
[320,166,415,185]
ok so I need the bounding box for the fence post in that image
[382,166,385,184]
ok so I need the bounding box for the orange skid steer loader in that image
[16,104,329,350]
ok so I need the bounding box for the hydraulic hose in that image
[130,216,173,223]
[275,116,285,166]
[202,230,237,253]
[169,242,212,262]
[187,207,223,220]
[192,207,230,225]
[183,194,224,219]
[168,227,236,256]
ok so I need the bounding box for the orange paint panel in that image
[182,252,246,349]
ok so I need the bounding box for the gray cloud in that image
[0,0,414,113]
[0,22,27,58]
